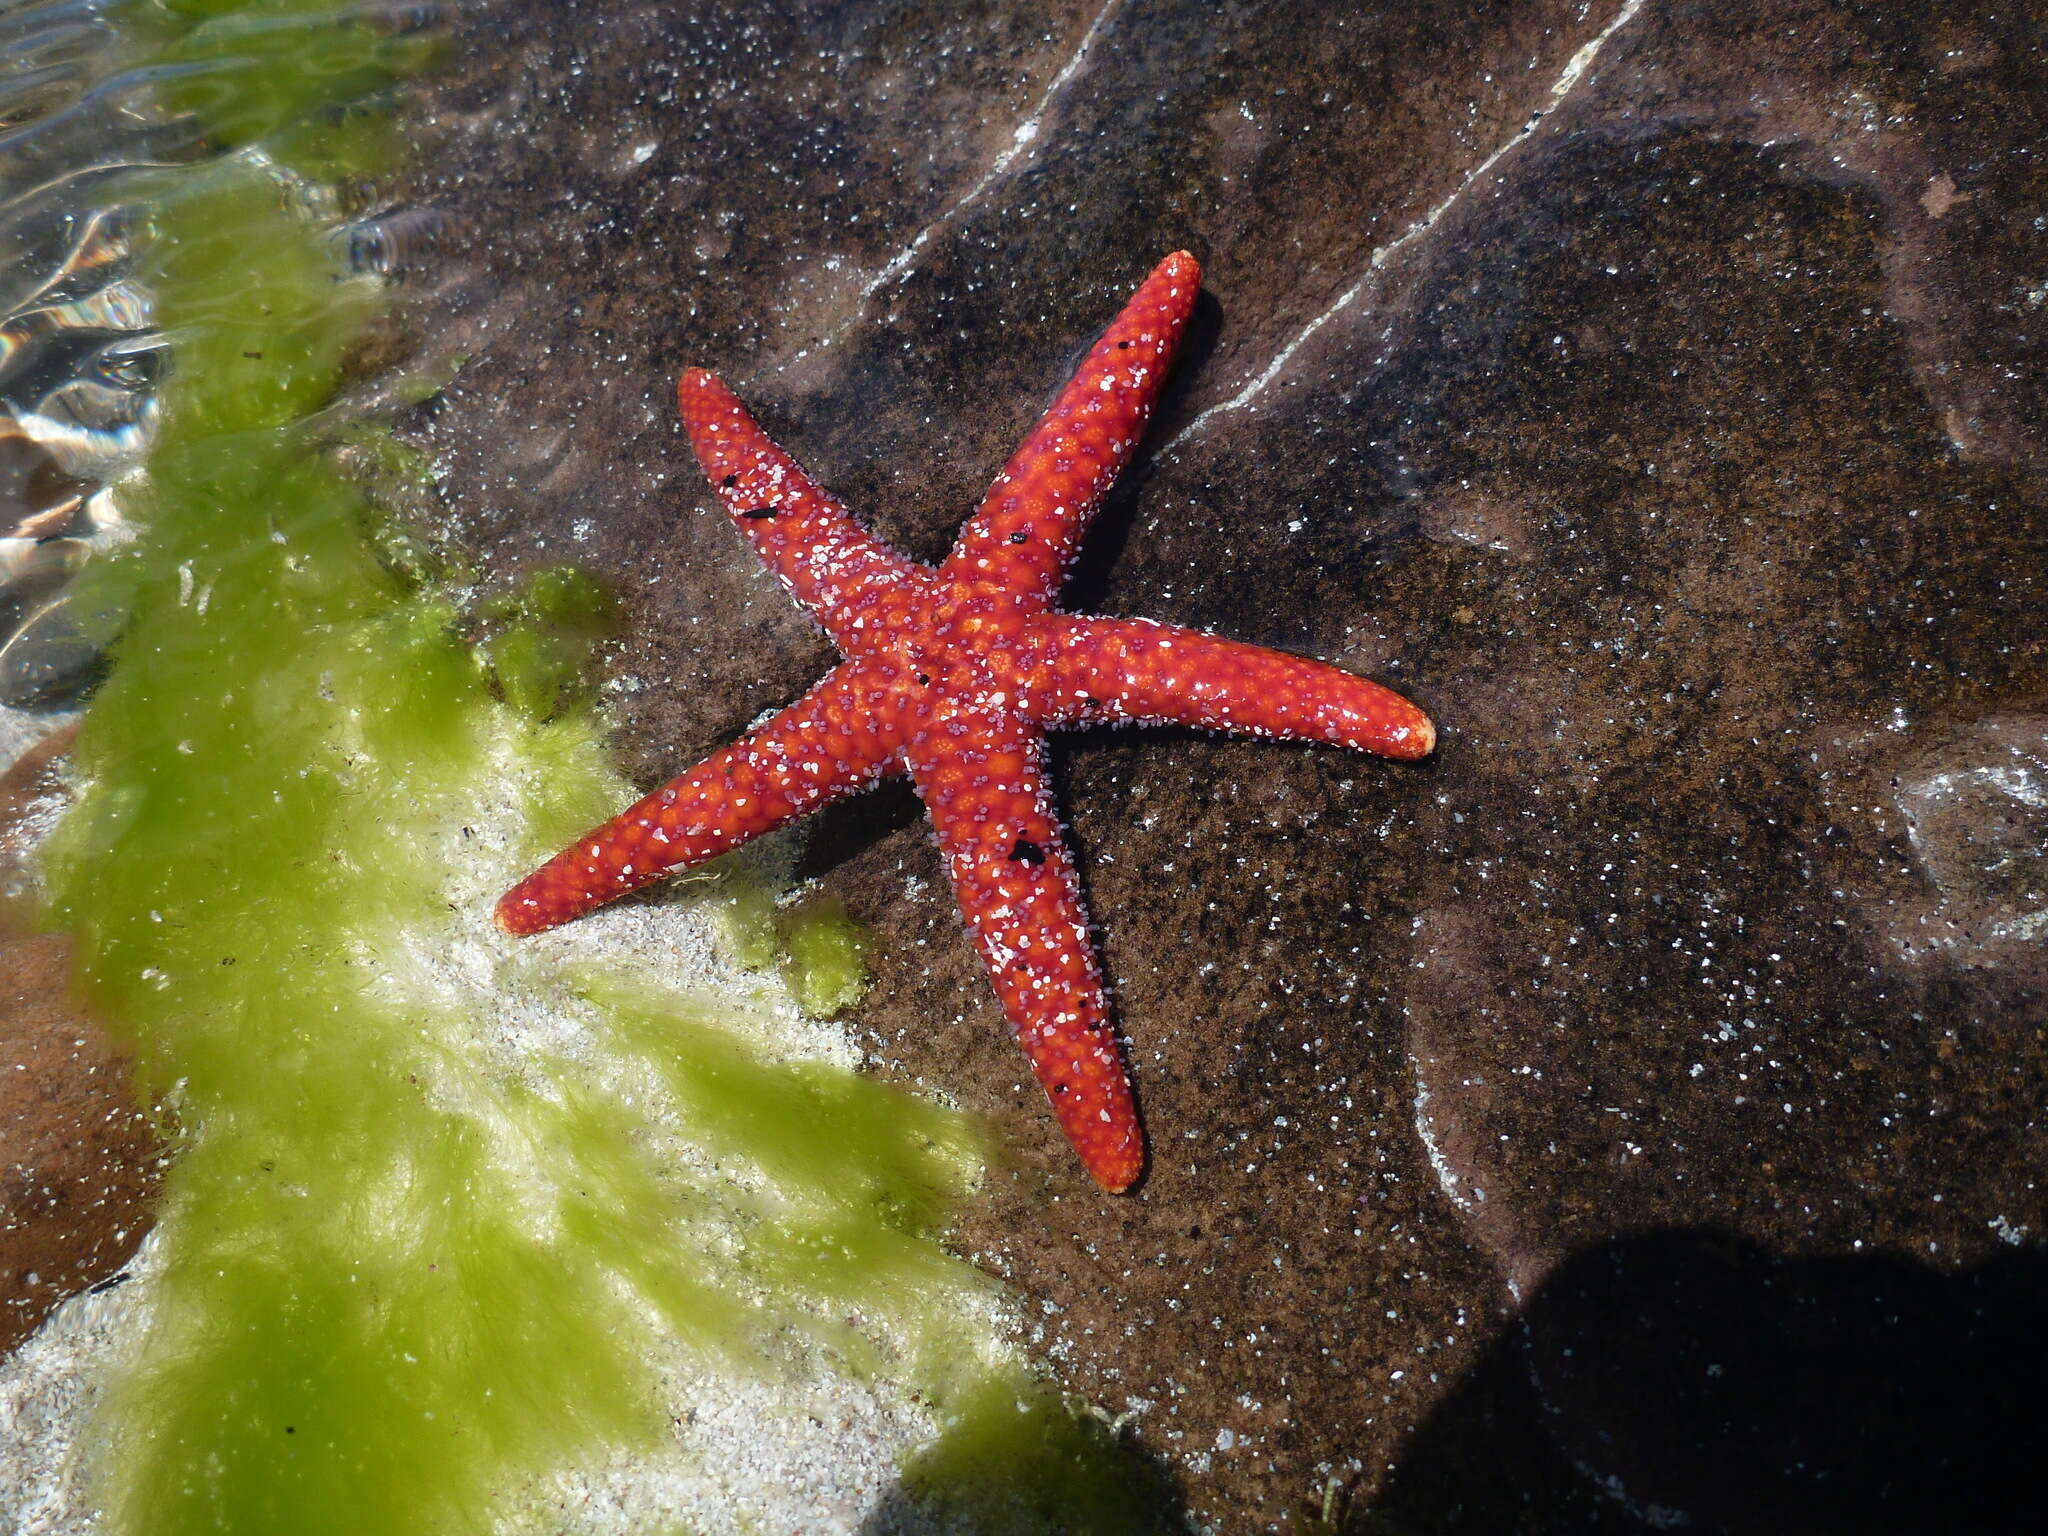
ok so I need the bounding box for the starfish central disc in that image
[495,251,1434,1192]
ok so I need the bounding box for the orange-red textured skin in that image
[495,251,1435,1193]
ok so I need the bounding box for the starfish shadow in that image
[1059,287,1222,617]
[798,777,923,877]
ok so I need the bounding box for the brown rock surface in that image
[390,1,2048,1529]
[0,729,159,1355]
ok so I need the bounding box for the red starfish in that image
[495,251,1433,1191]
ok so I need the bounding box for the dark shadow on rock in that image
[1059,285,1226,620]
[797,777,929,883]
[1374,1229,2048,1535]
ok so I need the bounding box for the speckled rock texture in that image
[0,728,158,1354]
[388,1,2048,1529]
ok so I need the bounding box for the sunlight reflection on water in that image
[0,0,450,713]
[1,2,180,709]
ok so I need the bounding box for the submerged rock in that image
[0,731,159,1355]
[392,1,2048,1528]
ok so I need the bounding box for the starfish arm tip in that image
[492,888,554,936]
[677,367,723,404]
[1089,1146,1144,1194]
[1360,713,1436,761]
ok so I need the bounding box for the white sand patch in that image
[0,1233,161,1535]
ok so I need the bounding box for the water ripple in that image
[0,0,450,707]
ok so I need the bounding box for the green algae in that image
[40,284,722,1535]
[147,1,442,183]
[777,892,870,1017]
[29,4,1183,1531]
[713,865,784,971]
[901,1375,1183,1535]
[714,872,873,1018]
[480,566,619,720]
[570,972,992,1388]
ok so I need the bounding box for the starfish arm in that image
[905,717,1144,1192]
[940,251,1201,604]
[678,369,924,649]
[495,661,903,935]
[1025,615,1436,759]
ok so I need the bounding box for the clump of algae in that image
[714,870,872,1018]
[778,893,870,1016]
[901,1375,1184,1535]
[479,566,618,722]
[31,4,1178,1531]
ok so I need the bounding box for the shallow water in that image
[0,0,161,709]
[0,0,448,715]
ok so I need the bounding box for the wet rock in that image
[393,0,2047,1528]
[0,731,159,1355]
[0,722,71,918]
[1870,713,2048,974]
[0,931,160,1355]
